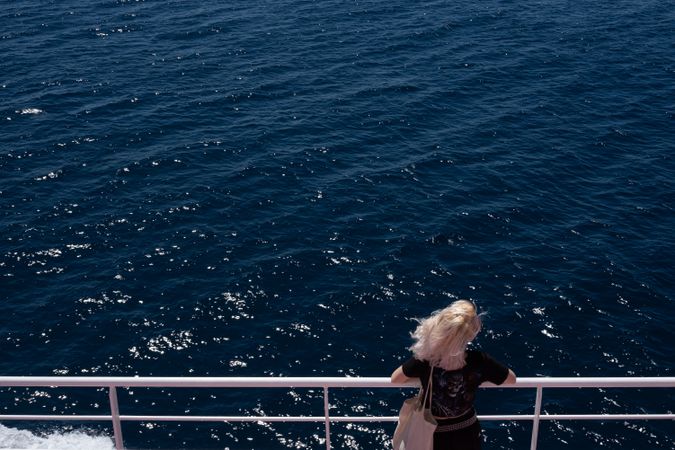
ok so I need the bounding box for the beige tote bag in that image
[392,367,438,450]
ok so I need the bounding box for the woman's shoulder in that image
[466,350,508,370]
[465,349,490,364]
[402,357,430,377]
[466,350,510,384]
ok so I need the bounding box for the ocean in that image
[1,0,673,448]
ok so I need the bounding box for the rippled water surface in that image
[1,0,674,448]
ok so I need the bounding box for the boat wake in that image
[0,424,114,449]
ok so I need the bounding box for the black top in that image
[401,350,509,417]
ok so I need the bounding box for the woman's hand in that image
[503,369,517,385]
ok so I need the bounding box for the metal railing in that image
[0,376,673,450]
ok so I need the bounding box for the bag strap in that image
[421,364,434,410]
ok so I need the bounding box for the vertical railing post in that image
[323,386,331,450]
[109,386,124,450]
[530,385,543,450]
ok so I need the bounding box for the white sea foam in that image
[0,424,114,449]
[17,108,43,115]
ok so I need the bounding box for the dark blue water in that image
[1,0,674,448]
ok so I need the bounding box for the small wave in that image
[16,108,44,115]
[0,424,114,449]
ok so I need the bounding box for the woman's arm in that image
[481,368,517,386]
[390,365,412,383]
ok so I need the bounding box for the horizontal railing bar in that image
[0,377,400,388]
[507,377,675,388]
[120,414,675,422]
[0,376,673,389]
[0,413,672,423]
[120,416,399,423]
[481,414,675,421]
[0,415,113,421]
[531,414,675,421]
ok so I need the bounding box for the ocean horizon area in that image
[1,0,673,448]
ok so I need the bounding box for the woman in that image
[391,300,516,450]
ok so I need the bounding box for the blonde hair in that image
[410,300,482,370]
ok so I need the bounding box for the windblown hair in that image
[410,300,482,370]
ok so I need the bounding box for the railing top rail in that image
[0,376,673,389]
